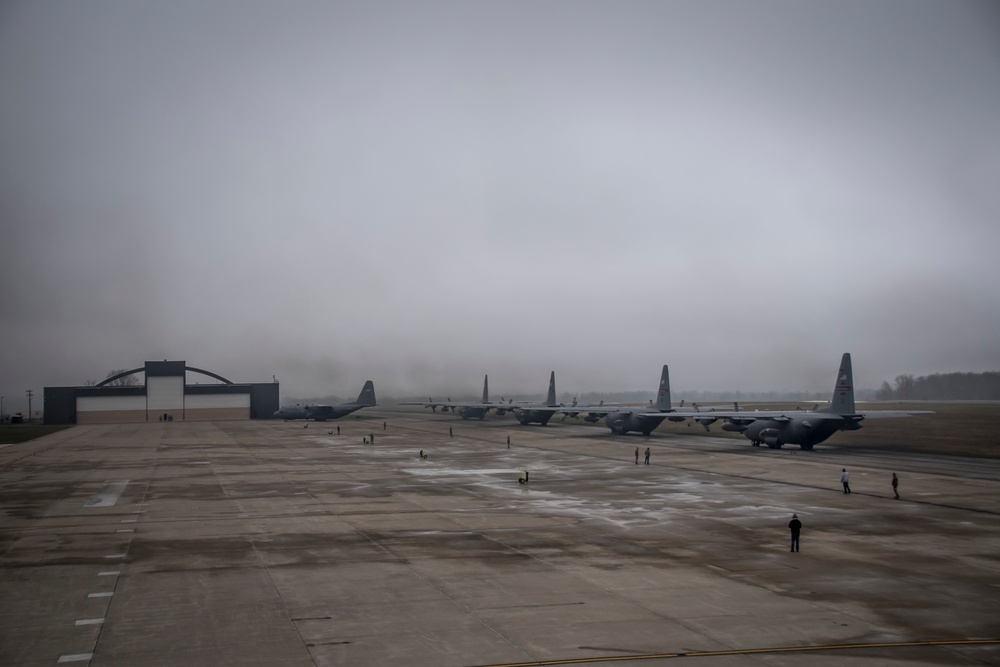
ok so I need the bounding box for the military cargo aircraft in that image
[274,380,377,421]
[569,365,682,435]
[399,375,513,420]
[630,353,931,449]
[513,370,674,428]
[511,371,564,425]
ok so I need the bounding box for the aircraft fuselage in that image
[741,415,861,449]
[513,408,555,426]
[457,406,489,420]
[604,412,668,436]
[274,404,364,421]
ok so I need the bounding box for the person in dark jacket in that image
[788,514,802,552]
[892,472,899,499]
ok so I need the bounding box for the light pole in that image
[25,389,33,424]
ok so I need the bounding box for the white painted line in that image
[115,529,134,533]
[104,554,126,559]
[120,519,137,523]
[88,592,113,598]
[84,480,129,508]
[58,653,93,662]
[97,571,120,576]
[75,618,104,626]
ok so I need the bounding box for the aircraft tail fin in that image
[355,380,377,406]
[654,365,672,411]
[546,371,556,406]
[482,375,489,403]
[821,353,855,415]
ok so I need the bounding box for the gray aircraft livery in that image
[630,353,930,449]
[569,365,682,435]
[511,371,563,425]
[513,371,663,427]
[399,375,513,420]
[274,380,377,421]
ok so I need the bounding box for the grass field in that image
[642,402,1000,458]
[0,424,72,445]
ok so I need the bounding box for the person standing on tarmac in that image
[644,447,651,465]
[841,468,851,494]
[788,514,802,552]
[635,448,639,464]
[892,472,899,499]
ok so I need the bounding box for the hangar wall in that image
[77,395,147,424]
[44,360,279,425]
[185,392,250,421]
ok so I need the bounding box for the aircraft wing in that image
[562,404,645,417]
[635,409,825,423]
[855,409,934,418]
[399,400,513,411]
[635,408,931,423]
[400,400,486,408]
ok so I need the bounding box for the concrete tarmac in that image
[2,410,999,666]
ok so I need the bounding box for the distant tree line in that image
[84,369,141,387]
[875,372,1000,400]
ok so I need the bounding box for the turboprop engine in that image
[759,428,783,448]
[721,421,748,433]
[693,416,717,431]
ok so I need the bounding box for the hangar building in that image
[44,360,280,425]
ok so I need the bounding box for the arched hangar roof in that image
[95,366,234,387]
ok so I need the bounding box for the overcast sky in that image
[2,0,999,409]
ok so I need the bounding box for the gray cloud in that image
[2,1,998,412]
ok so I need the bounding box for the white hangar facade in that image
[44,360,280,424]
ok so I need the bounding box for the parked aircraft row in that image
[272,354,930,450]
[400,354,931,450]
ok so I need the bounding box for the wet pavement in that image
[2,410,999,666]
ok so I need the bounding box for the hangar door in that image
[147,375,184,420]
[185,392,251,420]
